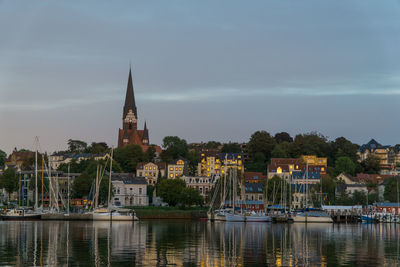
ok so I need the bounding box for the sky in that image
[1,1,400,154]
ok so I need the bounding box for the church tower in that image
[118,68,150,148]
[122,68,137,131]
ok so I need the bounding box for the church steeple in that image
[122,67,138,130]
[143,121,149,144]
[123,67,137,119]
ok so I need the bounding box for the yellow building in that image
[197,152,244,177]
[300,155,327,167]
[167,158,188,179]
[136,162,166,185]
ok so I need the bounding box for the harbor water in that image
[0,220,399,266]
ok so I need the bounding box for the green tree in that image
[248,131,276,160]
[330,137,359,163]
[160,136,188,163]
[72,172,93,199]
[245,152,267,173]
[384,177,400,202]
[274,132,293,144]
[351,190,367,205]
[335,156,356,176]
[114,144,144,172]
[362,154,381,174]
[293,132,330,158]
[206,141,221,149]
[0,168,18,201]
[86,142,109,154]
[144,145,156,162]
[221,142,242,153]
[157,178,187,206]
[187,150,199,176]
[314,175,337,205]
[0,149,6,167]
[180,187,203,207]
[67,139,88,153]
[271,143,289,158]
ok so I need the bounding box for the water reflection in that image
[0,221,399,266]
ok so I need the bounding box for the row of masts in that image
[27,136,114,212]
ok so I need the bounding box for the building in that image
[245,172,268,183]
[358,139,400,169]
[117,68,162,154]
[136,162,166,185]
[181,175,217,197]
[245,183,264,202]
[111,175,148,207]
[49,153,109,169]
[197,152,244,177]
[4,149,35,171]
[267,157,327,183]
[167,158,188,179]
[375,202,400,215]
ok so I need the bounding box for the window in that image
[175,167,178,171]
[179,167,182,171]
[169,167,173,171]
[139,188,142,194]
[170,174,174,178]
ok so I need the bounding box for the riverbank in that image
[128,206,207,219]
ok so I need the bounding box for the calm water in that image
[0,220,399,266]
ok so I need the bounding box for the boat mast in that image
[67,164,70,215]
[35,136,38,210]
[41,158,44,208]
[107,147,114,209]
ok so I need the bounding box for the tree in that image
[330,137,359,163]
[265,175,291,205]
[274,132,293,144]
[314,175,337,205]
[206,141,221,149]
[86,142,109,154]
[245,152,267,173]
[384,177,400,202]
[352,190,367,205]
[180,187,203,207]
[0,149,6,167]
[157,178,187,206]
[28,174,49,197]
[67,139,88,153]
[362,154,381,174]
[0,168,18,201]
[114,144,144,173]
[72,172,94,199]
[187,150,199,176]
[293,132,330,158]
[335,156,356,176]
[160,136,188,163]
[144,145,156,162]
[248,131,276,160]
[271,143,289,158]
[221,142,242,153]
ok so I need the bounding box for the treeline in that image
[246,131,380,176]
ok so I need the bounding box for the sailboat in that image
[2,137,43,220]
[91,147,138,221]
[292,163,333,223]
[225,168,246,222]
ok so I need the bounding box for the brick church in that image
[118,68,161,154]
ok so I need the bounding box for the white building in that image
[111,175,148,207]
[181,175,218,197]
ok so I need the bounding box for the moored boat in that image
[1,209,41,220]
[292,209,333,223]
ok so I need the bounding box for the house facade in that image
[111,175,148,207]
[136,162,166,185]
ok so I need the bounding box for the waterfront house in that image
[136,162,166,185]
[111,174,148,207]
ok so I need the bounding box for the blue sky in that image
[1,1,400,153]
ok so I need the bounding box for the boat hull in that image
[292,215,333,223]
[246,215,271,222]
[1,214,41,220]
[225,214,246,222]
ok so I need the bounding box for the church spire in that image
[143,121,149,144]
[123,67,137,118]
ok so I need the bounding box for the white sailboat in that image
[91,147,138,221]
[292,163,333,223]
